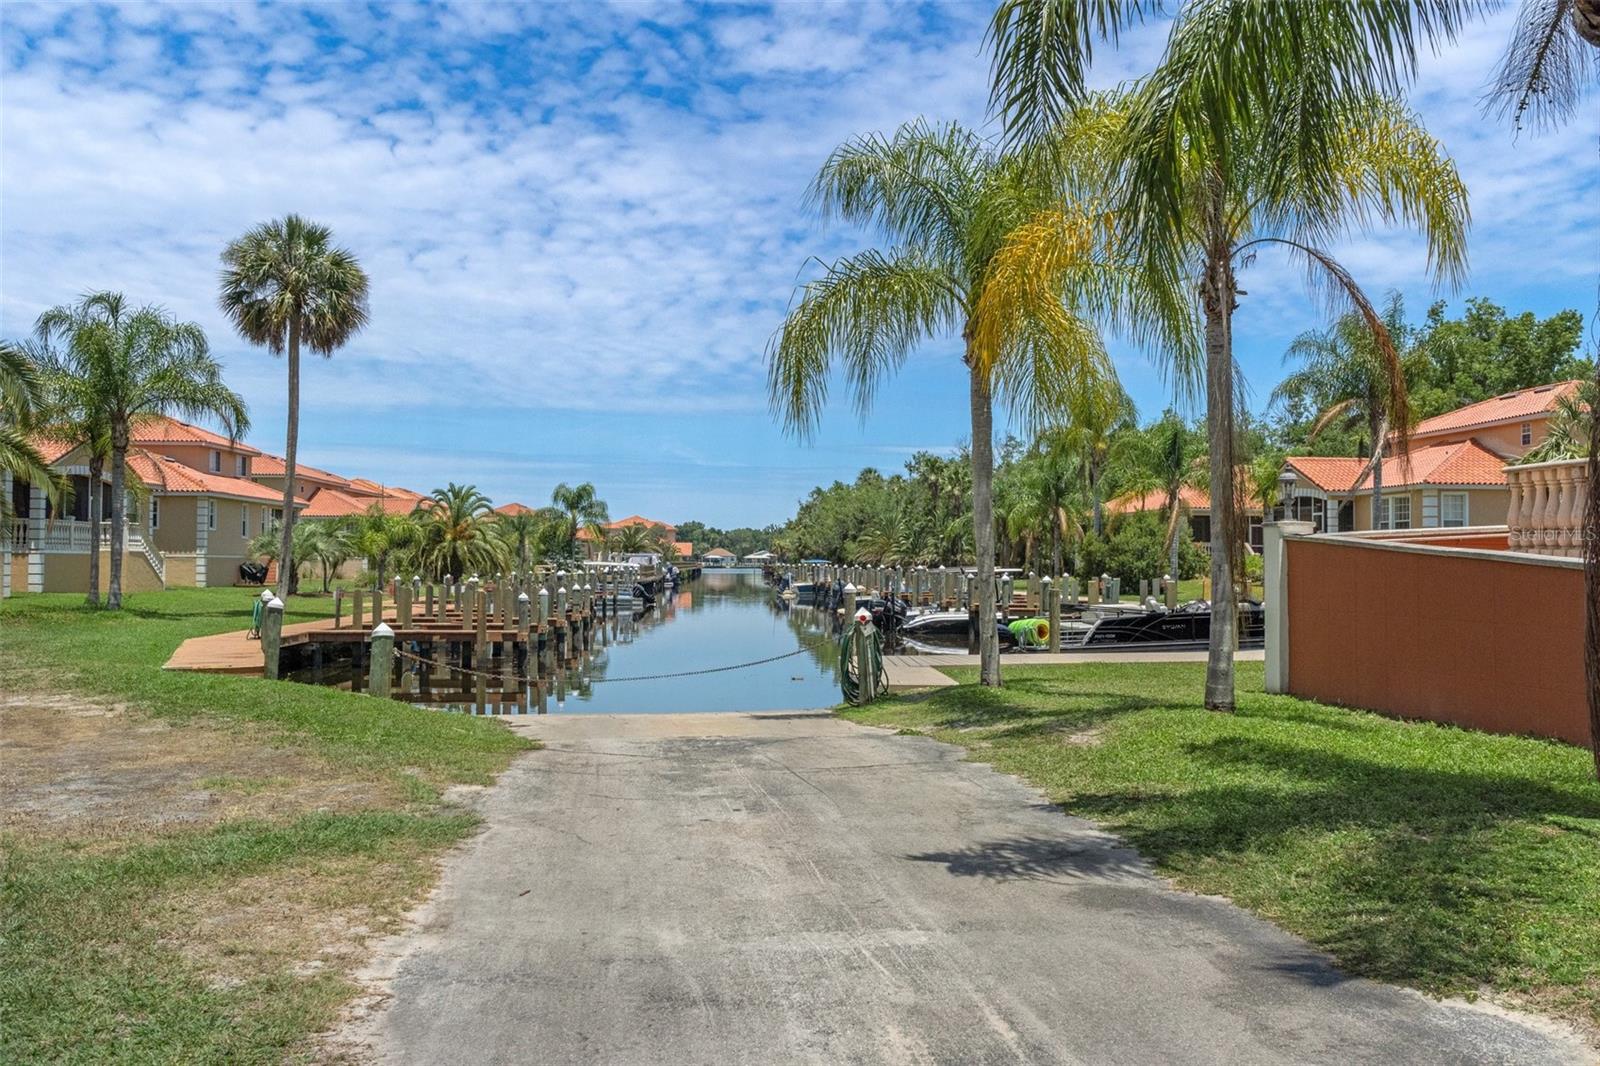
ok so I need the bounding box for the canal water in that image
[289,569,846,714]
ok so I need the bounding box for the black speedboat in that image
[1079,600,1264,648]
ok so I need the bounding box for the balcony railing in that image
[1505,458,1589,557]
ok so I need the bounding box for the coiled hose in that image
[838,621,889,705]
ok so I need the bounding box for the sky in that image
[2,2,1596,528]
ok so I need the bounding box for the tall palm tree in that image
[219,215,370,598]
[767,119,1173,686]
[35,293,247,609]
[495,508,553,570]
[1113,413,1207,582]
[986,16,1470,709]
[417,483,506,580]
[549,482,608,555]
[1489,0,1600,779]
[1274,294,1419,529]
[0,340,67,526]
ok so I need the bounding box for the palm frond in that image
[1486,0,1600,131]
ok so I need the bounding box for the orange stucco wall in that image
[1286,537,1588,746]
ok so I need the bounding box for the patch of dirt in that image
[0,693,389,838]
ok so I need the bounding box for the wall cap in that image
[1285,526,1581,570]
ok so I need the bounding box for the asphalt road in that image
[356,711,1587,1065]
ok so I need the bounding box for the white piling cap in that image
[372,622,394,637]
[266,596,284,610]
[260,589,274,601]
[518,592,530,602]
[1041,576,1052,586]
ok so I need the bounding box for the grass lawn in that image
[1,587,532,1064]
[844,662,1600,1032]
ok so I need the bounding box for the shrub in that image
[1078,511,1207,585]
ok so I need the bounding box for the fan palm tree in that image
[767,119,1178,686]
[416,483,506,581]
[219,215,370,598]
[1274,294,1421,528]
[35,293,247,609]
[550,482,608,555]
[986,16,1470,709]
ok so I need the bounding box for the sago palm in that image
[767,119,1177,686]
[219,215,370,598]
[35,293,248,609]
[984,17,1470,708]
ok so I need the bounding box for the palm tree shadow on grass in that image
[920,682,1167,734]
[1067,736,1600,991]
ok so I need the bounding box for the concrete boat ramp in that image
[338,710,1585,1065]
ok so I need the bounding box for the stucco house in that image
[1280,380,1581,532]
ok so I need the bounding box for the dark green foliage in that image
[1079,511,1206,584]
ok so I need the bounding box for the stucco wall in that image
[1415,420,1542,459]
[151,496,198,553]
[1285,536,1587,745]
[164,553,198,587]
[1350,487,1508,531]
[41,549,164,594]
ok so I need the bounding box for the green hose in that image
[838,621,889,705]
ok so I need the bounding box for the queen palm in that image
[550,482,608,556]
[1112,412,1207,582]
[35,293,247,609]
[495,508,554,571]
[417,483,506,580]
[768,119,1172,686]
[985,14,1470,708]
[1274,294,1420,528]
[0,340,67,528]
[219,215,369,598]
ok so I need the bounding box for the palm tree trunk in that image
[968,355,1001,687]
[1370,413,1385,529]
[1090,460,1104,537]
[108,438,127,610]
[1169,521,1180,585]
[86,453,103,606]
[1585,362,1600,780]
[1200,248,1238,712]
[276,316,301,600]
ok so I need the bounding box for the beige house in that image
[1280,380,1581,533]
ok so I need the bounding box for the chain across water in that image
[391,645,810,685]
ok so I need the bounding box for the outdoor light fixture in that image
[1277,469,1298,510]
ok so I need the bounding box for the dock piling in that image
[369,622,394,699]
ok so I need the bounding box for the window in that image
[205,500,216,530]
[150,498,160,530]
[1520,422,1533,446]
[241,505,249,537]
[236,455,248,476]
[1377,495,1412,530]
[1441,492,1468,528]
[208,450,221,473]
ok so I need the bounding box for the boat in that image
[1078,600,1264,648]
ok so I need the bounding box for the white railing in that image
[1505,458,1589,557]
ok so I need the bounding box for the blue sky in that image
[2,2,1595,528]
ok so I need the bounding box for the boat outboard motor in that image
[633,582,656,607]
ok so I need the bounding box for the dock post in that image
[352,588,365,632]
[369,622,394,699]
[261,596,285,680]
[1043,577,1060,652]
[539,587,551,629]
[373,587,385,627]
[852,622,877,703]
[558,584,568,616]
[424,582,434,618]
[1108,576,1121,603]
[333,587,344,630]
[1164,573,1178,611]
[396,583,412,627]
[474,588,488,661]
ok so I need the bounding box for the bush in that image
[1078,511,1207,585]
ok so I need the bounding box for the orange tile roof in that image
[1287,439,1509,493]
[703,547,736,558]
[495,502,536,516]
[345,478,424,501]
[301,488,422,518]
[130,414,260,455]
[672,541,694,557]
[607,514,674,530]
[26,433,81,465]
[1107,485,1213,515]
[250,453,352,489]
[1409,380,1581,439]
[126,449,303,504]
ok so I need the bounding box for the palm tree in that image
[986,16,1470,709]
[219,215,370,598]
[0,340,68,528]
[608,523,656,555]
[417,483,506,580]
[495,508,557,570]
[549,482,608,556]
[1274,294,1419,530]
[767,119,1168,686]
[35,293,247,609]
[340,506,421,588]
[1489,1,1600,778]
[249,519,352,593]
[1112,413,1207,582]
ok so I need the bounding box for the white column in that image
[1421,489,1439,529]
[27,484,45,593]
[1324,498,1340,534]
[195,497,210,588]
[1264,519,1314,695]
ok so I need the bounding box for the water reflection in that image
[286,569,845,715]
